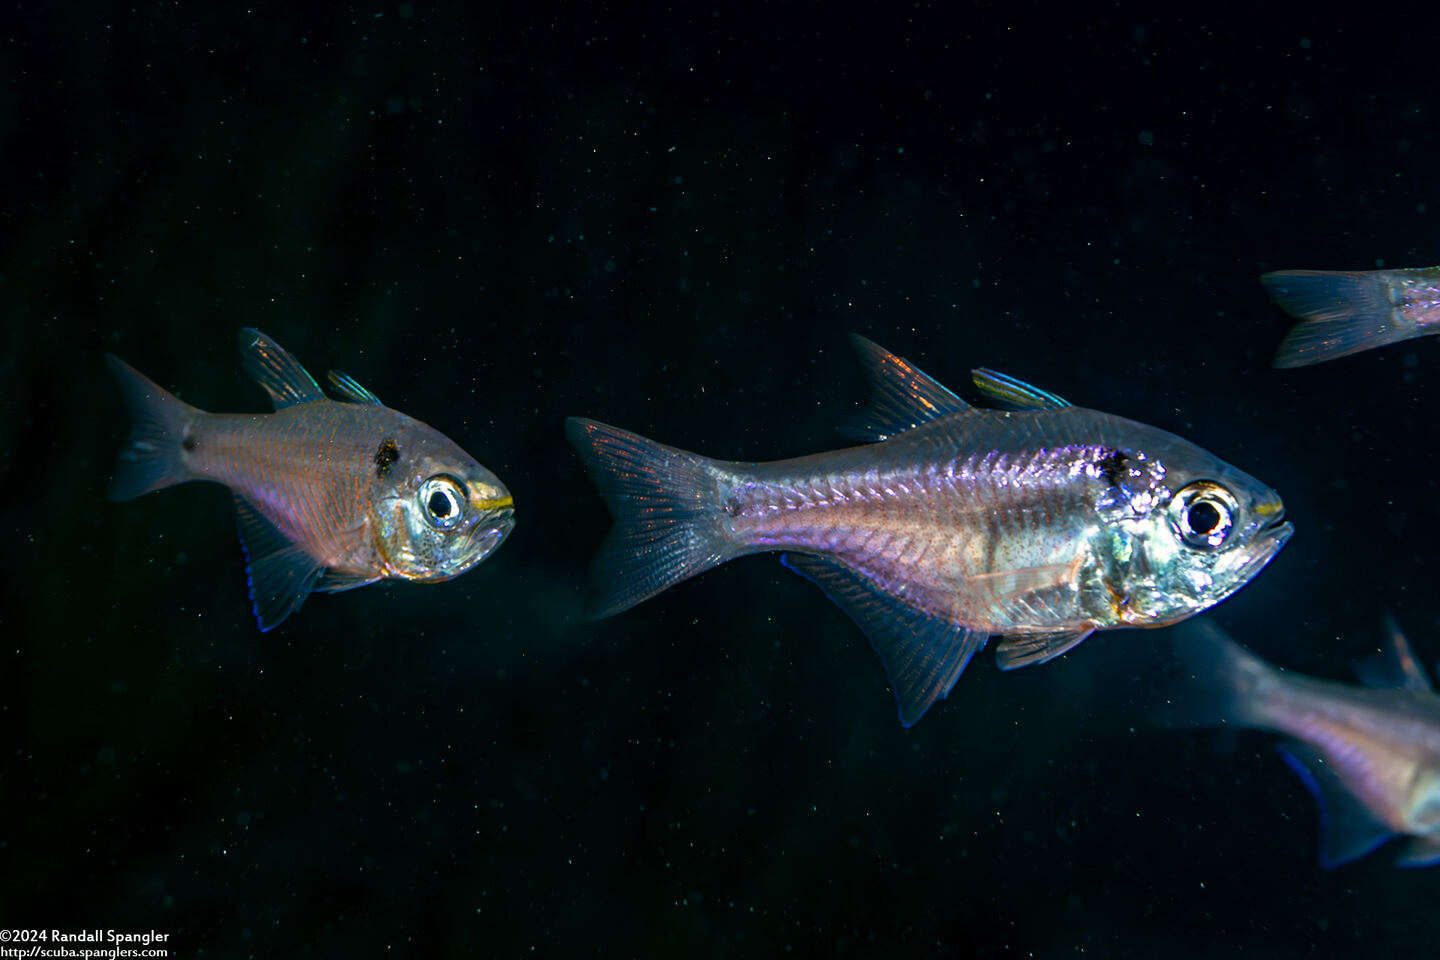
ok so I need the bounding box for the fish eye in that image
[1169,481,1238,549]
[418,475,467,529]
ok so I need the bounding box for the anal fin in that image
[234,496,325,632]
[1276,741,1395,868]
[1395,834,1440,869]
[781,552,989,727]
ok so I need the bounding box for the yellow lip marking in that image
[473,495,514,511]
[1254,500,1284,519]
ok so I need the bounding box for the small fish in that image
[1167,619,1440,869]
[567,336,1292,725]
[1261,267,1440,367]
[106,329,515,631]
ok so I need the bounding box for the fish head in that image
[371,423,515,581]
[1102,434,1292,627]
[1406,770,1440,834]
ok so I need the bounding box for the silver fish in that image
[1261,267,1440,367]
[107,329,515,631]
[567,336,1293,725]
[1168,619,1440,868]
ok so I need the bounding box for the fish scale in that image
[194,407,392,564]
[569,335,1291,725]
[105,328,514,632]
[1170,621,1440,868]
[723,438,1117,627]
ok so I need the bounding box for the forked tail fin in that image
[565,417,738,618]
[1262,270,1419,368]
[104,354,203,501]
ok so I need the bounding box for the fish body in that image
[107,329,515,631]
[1169,620,1440,868]
[568,337,1292,725]
[1261,267,1440,367]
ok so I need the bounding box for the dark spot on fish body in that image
[374,437,400,478]
[182,432,197,452]
[1097,449,1129,488]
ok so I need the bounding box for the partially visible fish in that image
[1167,619,1440,868]
[567,336,1293,726]
[1261,267,1440,367]
[106,329,515,631]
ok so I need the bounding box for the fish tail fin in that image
[1159,619,1279,730]
[1261,269,1417,368]
[104,354,203,501]
[565,417,739,618]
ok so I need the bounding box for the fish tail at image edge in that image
[1262,270,1417,368]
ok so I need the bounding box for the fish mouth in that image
[1257,518,1294,556]
[1226,514,1293,582]
[1249,494,1292,559]
[471,509,516,560]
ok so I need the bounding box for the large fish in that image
[106,329,515,631]
[1261,267,1440,367]
[1167,619,1440,868]
[567,336,1292,725]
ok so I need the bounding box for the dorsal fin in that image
[971,368,1071,410]
[1356,615,1434,692]
[237,328,324,409]
[327,369,383,405]
[843,335,970,441]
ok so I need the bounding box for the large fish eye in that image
[1169,480,1238,549]
[418,475,467,529]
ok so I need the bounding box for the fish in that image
[106,328,515,631]
[1260,267,1440,367]
[1166,618,1440,869]
[566,336,1293,725]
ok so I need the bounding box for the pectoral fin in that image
[993,628,1095,670]
[781,553,989,727]
[965,562,1082,626]
[316,569,384,593]
[1276,741,1395,868]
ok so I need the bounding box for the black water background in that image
[4,5,1438,956]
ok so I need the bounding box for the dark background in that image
[5,3,1438,956]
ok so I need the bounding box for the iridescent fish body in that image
[568,337,1292,725]
[1261,267,1440,367]
[1169,620,1440,869]
[106,329,515,631]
